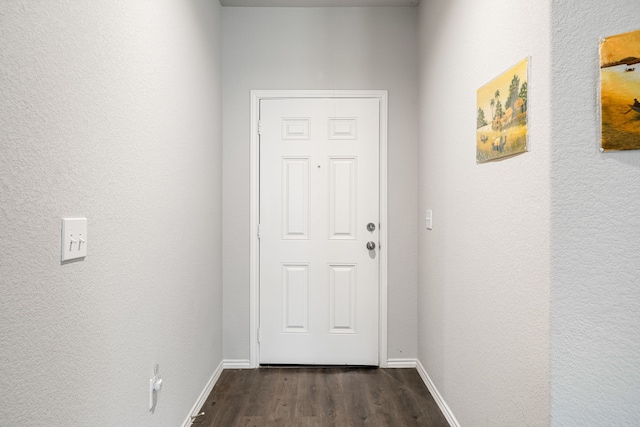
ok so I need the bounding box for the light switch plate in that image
[426,210,433,230]
[61,218,87,261]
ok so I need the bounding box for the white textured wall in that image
[417,1,551,425]
[0,1,223,425]
[551,1,640,424]
[222,7,419,362]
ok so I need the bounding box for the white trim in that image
[181,360,224,427]
[416,360,461,427]
[223,359,252,369]
[387,358,417,368]
[250,91,260,369]
[250,89,389,368]
[378,91,388,368]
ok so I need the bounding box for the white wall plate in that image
[61,218,87,261]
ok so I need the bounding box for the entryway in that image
[249,91,389,367]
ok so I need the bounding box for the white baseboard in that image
[181,360,224,427]
[223,359,252,369]
[222,358,415,369]
[387,358,417,368]
[416,359,461,427]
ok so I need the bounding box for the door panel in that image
[281,263,309,333]
[329,158,357,240]
[329,264,356,334]
[259,98,380,365]
[281,158,309,239]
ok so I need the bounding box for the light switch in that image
[62,218,87,261]
[426,210,433,230]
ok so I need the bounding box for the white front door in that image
[259,97,380,365]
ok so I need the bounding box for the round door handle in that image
[366,241,376,250]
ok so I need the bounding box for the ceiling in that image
[220,0,420,7]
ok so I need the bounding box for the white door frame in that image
[250,90,388,368]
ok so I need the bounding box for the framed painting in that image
[600,29,640,151]
[476,58,529,163]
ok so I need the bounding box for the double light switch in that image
[62,218,87,261]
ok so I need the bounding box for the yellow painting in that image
[476,58,529,163]
[600,29,640,151]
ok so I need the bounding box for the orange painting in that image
[476,58,529,163]
[600,29,640,151]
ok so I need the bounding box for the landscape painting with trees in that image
[600,29,640,151]
[476,58,529,163]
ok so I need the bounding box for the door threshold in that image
[259,364,379,369]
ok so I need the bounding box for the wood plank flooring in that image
[192,367,449,427]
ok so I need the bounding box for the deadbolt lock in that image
[366,222,376,232]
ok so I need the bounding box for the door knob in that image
[366,241,376,250]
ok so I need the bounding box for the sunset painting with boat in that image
[600,29,640,151]
[476,58,529,163]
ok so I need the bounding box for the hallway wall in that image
[0,1,223,425]
[550,0,640,424]
[222,7,419,362]
[417,1,552,425]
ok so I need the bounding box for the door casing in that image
[249,90,388,368]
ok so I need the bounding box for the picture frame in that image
[599,29,640,151]
[476,57,529,163]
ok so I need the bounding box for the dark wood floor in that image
[192,367,449,426]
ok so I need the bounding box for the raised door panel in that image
[282,118,310,140]
[329,158,357,240]
[281,264,309,333]
[329,264,356,334]
[281,158,309,240]
[329,118,358,140]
